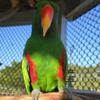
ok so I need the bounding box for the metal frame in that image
[73,90,100,100]
[0,9,34,26]
[0,0,99,26]
[65,0,99,20]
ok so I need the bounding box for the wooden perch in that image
[0,92,82,100]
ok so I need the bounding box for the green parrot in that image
[22,0,67,100]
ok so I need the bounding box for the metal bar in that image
[73,90,100,100]
[0,10,34,26]
[74,94,100,100]
[65,0,100,20]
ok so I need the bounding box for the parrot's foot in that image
[31,89,42,100]
[58,88,64,93]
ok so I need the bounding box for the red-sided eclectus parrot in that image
[22,0,67,100]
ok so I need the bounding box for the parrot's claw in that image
[31,89,42,100]
[58,88,64,93]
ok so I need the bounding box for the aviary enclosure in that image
[0,0,100,100]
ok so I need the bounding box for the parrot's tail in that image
[22,57,31,94]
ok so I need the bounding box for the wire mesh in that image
[66,4,100,91]
[0,25,31,95]
[0,4,100,96]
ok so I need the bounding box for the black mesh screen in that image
[66,4,100,91]
[0,25,31,95]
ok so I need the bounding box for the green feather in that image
[22,57,30,94]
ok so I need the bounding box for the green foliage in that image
[67,64,100,91]
[0,61,26,95]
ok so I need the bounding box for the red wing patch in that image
[25,53,37,84]
[57,49,65,80]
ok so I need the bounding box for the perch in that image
[0,92,82,100]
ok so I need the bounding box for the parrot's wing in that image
[22,57,31,94]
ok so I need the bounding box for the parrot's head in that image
[40,4,54,37]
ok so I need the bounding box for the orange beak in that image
[40,4,54,37]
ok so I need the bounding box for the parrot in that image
[22,0,67,100]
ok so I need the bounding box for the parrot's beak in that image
[41,4,54,37]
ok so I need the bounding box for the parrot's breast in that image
[30,53,59,92]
